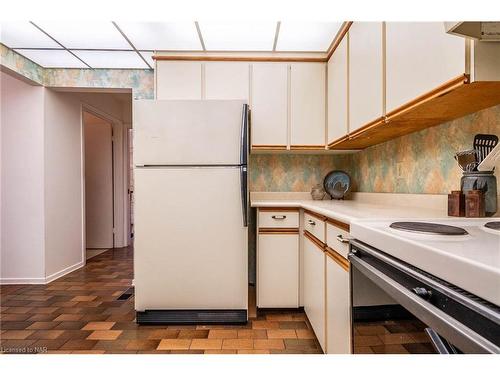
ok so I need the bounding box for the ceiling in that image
[0,21,343,69]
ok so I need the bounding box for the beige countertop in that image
[251,192,449,224]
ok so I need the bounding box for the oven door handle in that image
[349,252,499,354]
[424,328,459,354]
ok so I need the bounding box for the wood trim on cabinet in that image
[304,210,327,222]
[325,217,350,232]
[289,145,326,151]
[326,22,353,61]
[251,145,288,151]
[153,55,327,63]
[259,228,300,234]
[329,76,500,150]
[259,207,300,212]
[385,74,469,121]
[326,247,350,272]
[327,135,350,149]
[304,230,326,251]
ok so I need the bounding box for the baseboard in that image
[1,260,85,285]
[0,276,47,284]
[45,261,84,283]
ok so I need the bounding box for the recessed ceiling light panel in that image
[72,50,149,69]
[116,22,202,50]
[14,49,87,68]
[34,21,130,49]
[0,22,60,48]
[276,22,343,51]
[198,22,276,51]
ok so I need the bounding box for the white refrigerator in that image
[133,100,249,324]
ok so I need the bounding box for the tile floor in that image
[1,247,433,354]
[0,247,322,354]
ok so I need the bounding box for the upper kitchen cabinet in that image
[348,22,384,133]
[290,63,326,149]
[385,22,465,113]
[156,61,202,100]
[205,62,250,100]
[251,63,288,149]
[327,35,348,146]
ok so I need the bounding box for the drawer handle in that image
[272,215,286,220]
[308,219,316,226]
[336,234,350,244]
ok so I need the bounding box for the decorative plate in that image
[323,170,351,200]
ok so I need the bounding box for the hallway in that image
[0,249,322,354]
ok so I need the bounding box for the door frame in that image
[81,103,128,263]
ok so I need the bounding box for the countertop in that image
[251,198,447,224]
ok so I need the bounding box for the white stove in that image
[350,217,500,306]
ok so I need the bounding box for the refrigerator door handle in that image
[240,165,248,227]
[240,104,249,166]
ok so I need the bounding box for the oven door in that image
[349,239,500,354]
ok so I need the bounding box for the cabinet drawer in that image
[258,209,299,228]
[326,219,350,259]
[257,233,299,308]
[304,211,326,243]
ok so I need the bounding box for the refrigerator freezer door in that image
[134,167,248,311]
[134,100,246,166]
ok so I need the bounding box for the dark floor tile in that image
[125,339,160,351]
[55,321,86,330]
[403,343,435,354]
[33,339,70,350]
[1,321,33,330]
[283,339,319,350]
[178,329,209,339]
[93,339,131,351]
[61,339,97,350]
[278,321,308,329]
[57,330,92,340]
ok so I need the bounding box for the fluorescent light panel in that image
[72,50,148,69]
[14,49,87,68]
[277,22,343,51]
[0,22,60,48]
[34,21,130,49]
[116,22,202,50]
[198,21,276,51]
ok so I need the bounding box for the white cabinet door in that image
[290,63,326,147]
[326,253,351,354]
[156,61,202,100]
[349,22,384,132]
[386,22,466,113]
[251,63,288,147]
[205,62,250,100]
[303,235,326,351]
[327,36,348,144]
[257,234,299,308]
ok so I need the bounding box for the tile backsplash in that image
[250,104,500,194]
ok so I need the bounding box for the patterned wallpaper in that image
[249,154,350,192]
[250,104,500,194]
[350,104,500,194]
[1,44,154,99]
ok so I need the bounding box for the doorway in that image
[83,111,114,259]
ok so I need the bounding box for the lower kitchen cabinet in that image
[303,233,326,352]
[326,249,351,354]
[257,233,299,308]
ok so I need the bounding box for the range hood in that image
[445,22,500,41]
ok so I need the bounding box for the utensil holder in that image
[461,171,497,217]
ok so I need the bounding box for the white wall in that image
[1,77,132,284]
[43,90,84,279]
[0,71,46,282]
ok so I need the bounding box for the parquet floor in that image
[0,247,322,354]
